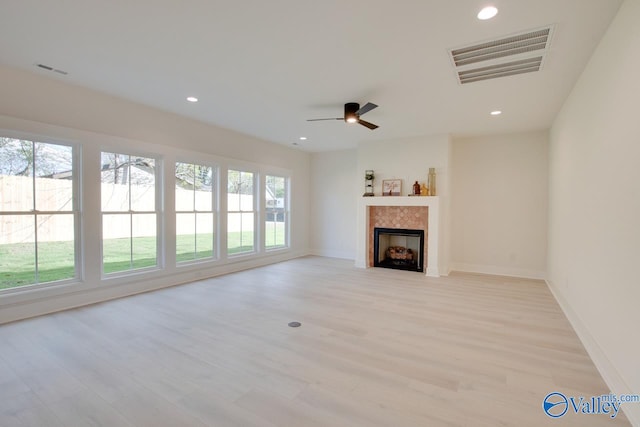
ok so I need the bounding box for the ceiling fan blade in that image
[358,119,379,130]
[356,102,378,116]
[306,118,342,122]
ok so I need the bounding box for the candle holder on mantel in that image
[363,170,375,197]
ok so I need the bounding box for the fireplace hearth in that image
[373,228,425,272]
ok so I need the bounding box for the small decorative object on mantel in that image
[382,179,402,196]
[421,182,429,196]
[363,170,375,197]
[428,168,437,196]
[412,180,421,196]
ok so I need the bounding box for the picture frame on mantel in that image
[382,179,402,196]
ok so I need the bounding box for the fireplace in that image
[356,196,440,277]
[373,228,425,272]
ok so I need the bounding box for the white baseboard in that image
[309,248,356,261]
[426,266,440,277]
[449,262,546,280]
[546,279,640,426]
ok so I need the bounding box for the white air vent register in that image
[449,26,554,84]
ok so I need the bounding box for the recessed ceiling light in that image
[477,6,498,20]
[490,110,502,116]
[186,96,198,103]
[299,137,307,140]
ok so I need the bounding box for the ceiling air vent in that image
[449,26,552,84]
[458,56,543,84]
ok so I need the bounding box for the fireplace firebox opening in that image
[373,228,425,272]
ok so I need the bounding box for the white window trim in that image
[174,160,220,266]
[226,167,259,258]
[264,173,290,251]
[99,150,164,278]
[0,133,82,294]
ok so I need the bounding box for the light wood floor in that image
[0,256,632,426]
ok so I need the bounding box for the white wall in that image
[548,0,640,424]
[357,135,451,198]
[309,135,452,264]
[451,131,549,279]
[309,150,358,259]
[0,65,311,323]
[0,65,309,178]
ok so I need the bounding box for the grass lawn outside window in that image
[1,224,285,289]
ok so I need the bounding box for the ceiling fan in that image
[307,102,379,130]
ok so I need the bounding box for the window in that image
[265,175,288,249]
[101,152,158,274]
[175,162,217,263]
[227,169,255,255]
[0,137,78,290]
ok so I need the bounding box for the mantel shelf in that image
[360,196,439,207]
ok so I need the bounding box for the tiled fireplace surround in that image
[356,196,441,276]
[368,206,428,268]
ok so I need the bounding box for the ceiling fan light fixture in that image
[306,101,378,130]
[344,102,360,123]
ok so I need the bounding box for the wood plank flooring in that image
[0,256,632,426]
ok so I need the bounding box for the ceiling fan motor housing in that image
[344,102,360,122]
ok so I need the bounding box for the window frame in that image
[100,150,163,277]
[0,135,81,292]
[264,174,290,251]
[174,160,219,265]
[226,167,258,257]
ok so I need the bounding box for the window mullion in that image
[193,211,198,256]
[33,213,39,283]
[31,142,40,283]
[31,141,37,212]
[129,213,134,270]
[192,165,197,257]
[129,156,134,270]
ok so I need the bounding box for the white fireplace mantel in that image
[356,196,440,277]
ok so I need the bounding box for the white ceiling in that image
[0,0,623,152]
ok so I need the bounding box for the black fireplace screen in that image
[373,228,425,272]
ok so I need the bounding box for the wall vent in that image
[36,63,68,75]
[449,26,552,84]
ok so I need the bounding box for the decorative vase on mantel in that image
[428,168,436,196]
